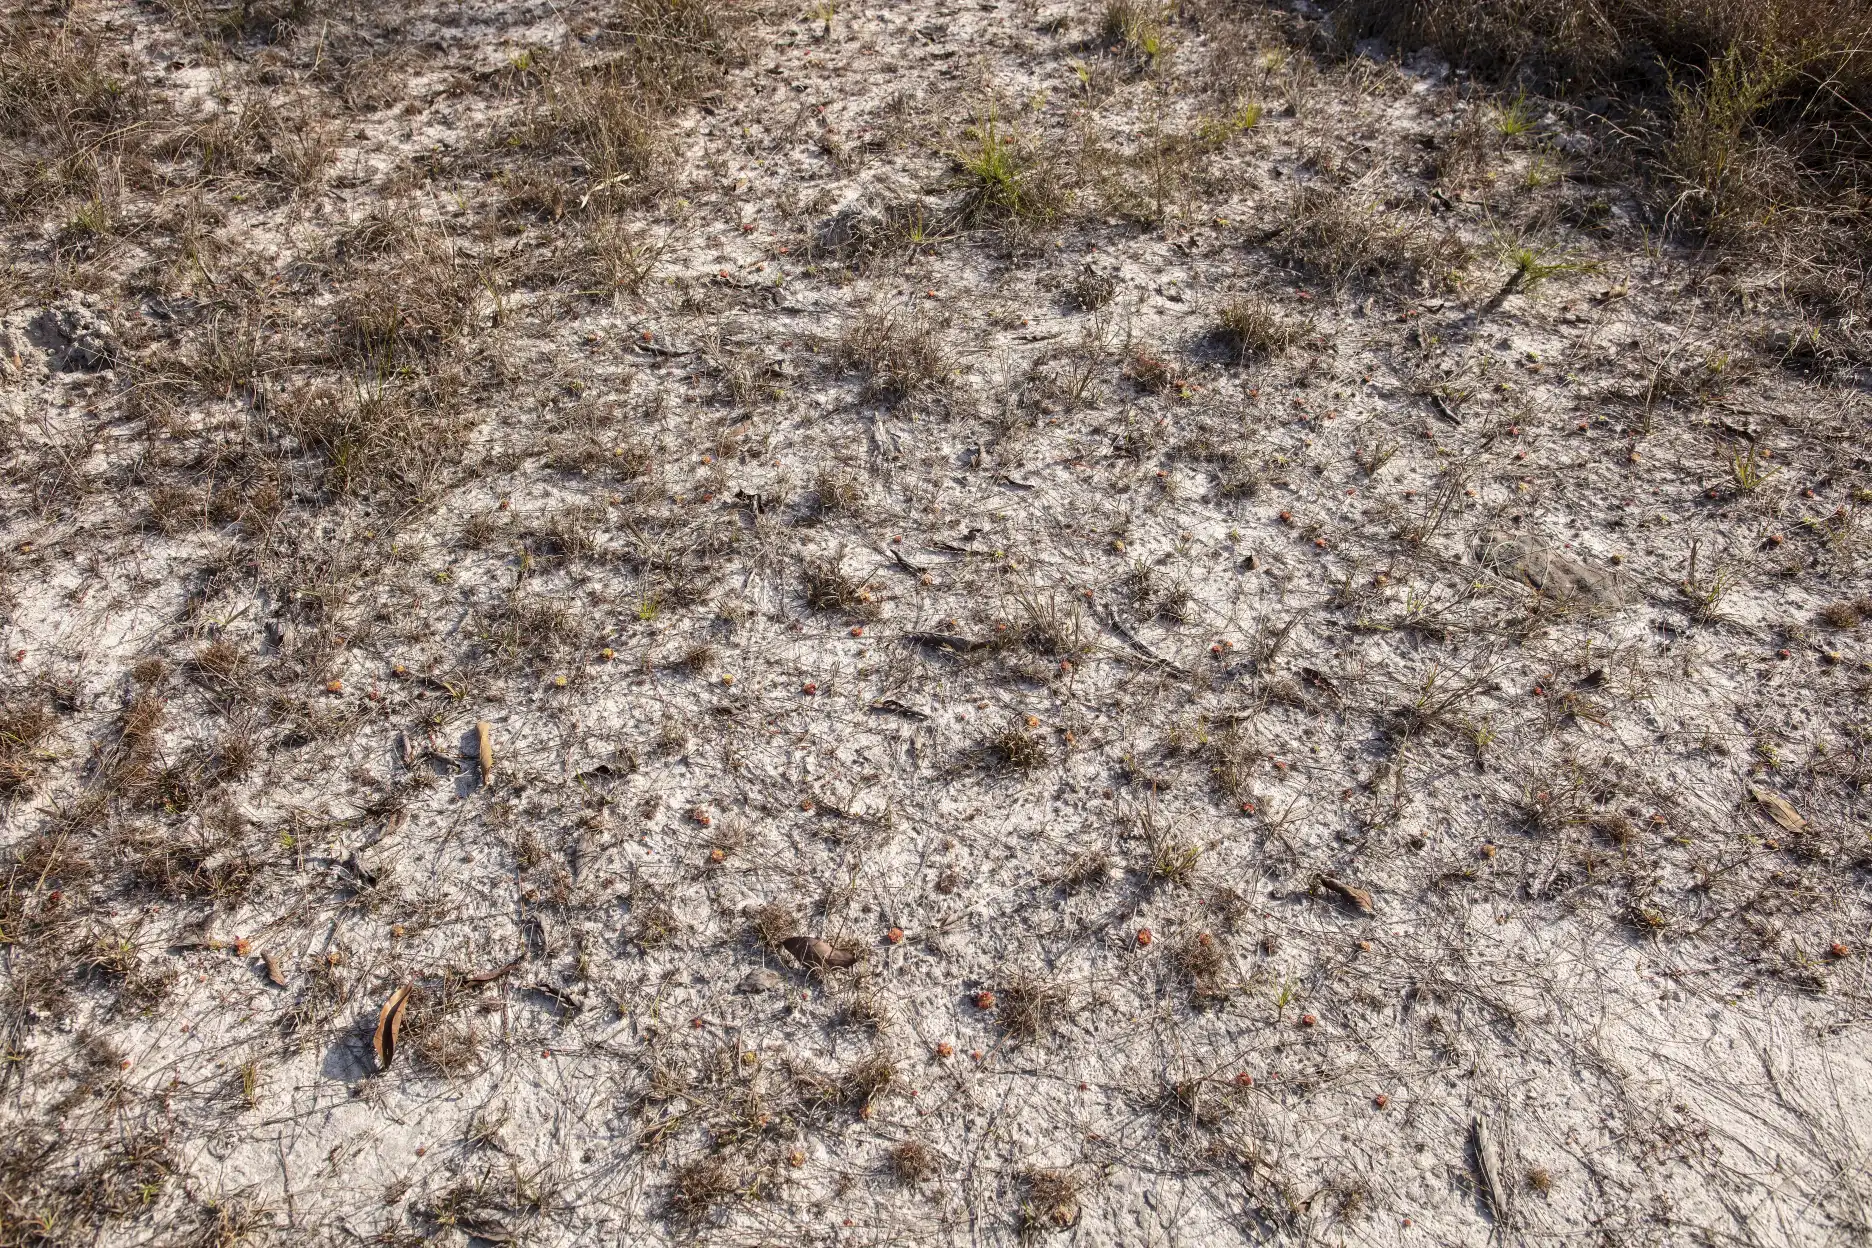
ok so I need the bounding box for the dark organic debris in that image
[780,936,858,970]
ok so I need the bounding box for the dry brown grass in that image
[1017,1167,1081,1235]
[987,720,1049,772]
[1279,184,1468,290]
[889,1138,935,1184]
[0,0,1865,1241]
[834,310,950,402]
[1339,0,1872,96]
[0,13,152,209]
[0,698,55,797]
[1214,297,1306,361]
[272,379,469,502]
[508,0,744,209]
[1341,0,1872,289]
[997,972,1065,1042]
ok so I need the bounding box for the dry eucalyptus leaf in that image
[1750,786,1806,831]
[374,984,412,1070]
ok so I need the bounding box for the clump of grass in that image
[1123,346,1178,393]
[1019,592,1085,659]
[747,901,798,950]
[998,973,1065,1042]
[1056,848,1110,891]
[464,1104,509,1151]
[1338,0,1872,95]
[1730,442,1779,492]
[0,698,55,797]
[1820,598,1872,629]
[82,929,176,1010]
[890,1139,935,1184]
[1214,297,1305,360]
[332,232,481,368]
[273,378,469,501]
[1194,103,1262,148]
[1173,931,1228,997]
[803,558,881,619]
[1496,92,1538,136]
[840,1050,896,1111]
[1430,107,1496,187]
[190,639,248,691]
[954,111,1066,227]
[1280,184,1468,290]
[835,310,949,402]
[667,1155,738,1225]
[1100,1,1169,73]
[628,884,678,950]
[1502,243,1597,293]
[987,720,1049,772]
[807,468,865,518]
[1340,0,1872,281]
[1141,807,1201,885]
[1066,264,1118,310]
[114,817,260,901]
[1018,1167,1081,1234]
[0,13,152,209]
[487,596,581,668]
[515,0,741,198]
[672,640,716,674]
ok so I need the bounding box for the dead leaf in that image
[467,957,524,984]
[263,952,288,987]
[1750,786,1806,831]
[780,935,857,970]
[374,984,412,1071]
[1318,875,1375,915]
[476,721,494,785]
[1470,1115,1512,1224]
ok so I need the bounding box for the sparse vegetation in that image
[1214,297,1306,360]
[0,0,1864,1243]
[834,309,950,401]
[954,108,1068,229]
[1281,184,1469,289]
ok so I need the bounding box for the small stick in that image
[476,721,494,786]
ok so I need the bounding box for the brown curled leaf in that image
[475,720,494,785]
[780,936,857,970]
[1749,786,1805,832]
[263,952,288,987]
[1318,875,1375,915]
[467,957,525,984]
[374,984,412,1071]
